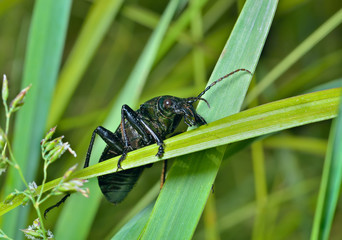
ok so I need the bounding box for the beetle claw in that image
[117,152,127,171]
[156,144,164,158]
[117,163,124,171]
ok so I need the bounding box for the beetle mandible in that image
[44,68,251,217]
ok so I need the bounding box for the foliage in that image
[0,75,88,239]
[0,0,341,239]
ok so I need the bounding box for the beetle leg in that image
[194,113,207,125]
[118,105,142,170]
[121,104,165,159]
[117,150,127,170]
[85,126,124,168]
[120,105,151,142]
[45,127,125,218]
[44,194,70,219]
[160,160,168,189]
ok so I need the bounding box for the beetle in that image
[44,68,251,217]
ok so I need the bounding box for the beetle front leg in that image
[85,126,124,169]
[117,149,128,170]
[155,142,164,157]
[121,105,165,161]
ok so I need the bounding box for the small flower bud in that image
[45,145,62,161]
[41,127,77,163]
[47,230,54,239]
[41,126,57,146]
[0,127,6,152]
[4,192,16,204]
[2,74,8,102]
[50,191,64,196]
[0,160,7,175]
[57,179,89,197]
[21,218,53,240]
[9,84,31,113]
[68,147,77,158]
[48,145,67,164]
[43,136,63,152]
[32,218,40,229]
[28,181,38,192]
[21,228,42,239]
[63,164,78,180]
[22,196,30,206]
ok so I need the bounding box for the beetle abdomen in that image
[98,167,145,204]
[98,145,147,204]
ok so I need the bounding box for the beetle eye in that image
[163,99,172,109]
[157,96,177,117]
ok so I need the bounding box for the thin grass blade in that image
[47,0,124,126]
[112,203,155,240]
[244,8,342,107]
[0,88,340,217]
[137,0,276,237]
[1,0,71,238]
[311,89,342,240]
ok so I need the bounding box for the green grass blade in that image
[202,194,220,240]
[112,203,155,240]
[264,135,328,156]
[244,8,342,107]
[190,0,206,87]
[47,0,124,126]
[140,0,278,238]
[195,178,318,238]
[0,0,22,17]
[251,140,268,240]
[156,0,209,63]
[305,78,342,94]
[107,183,160,238]
[0,88,340,217]
[1,0,71,238]
[53,1,182,239]
[277,49,342,99]
[311,89,342,240]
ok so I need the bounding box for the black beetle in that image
[44,68,251,217]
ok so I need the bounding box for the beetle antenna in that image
[187,97,210,108]
[197,68,252,99]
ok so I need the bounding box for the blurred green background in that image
[0,0,342,239]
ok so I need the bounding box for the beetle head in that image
[157,96,208,127]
